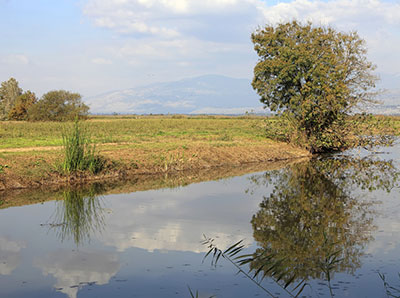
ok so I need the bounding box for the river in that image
[1,145,400,297]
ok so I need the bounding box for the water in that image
[1,145,400,298]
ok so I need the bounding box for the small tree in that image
[8,91,37,120]
[28,90,89,121]
[0,77,23,120]
[252,21,379,153]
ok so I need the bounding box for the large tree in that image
[0,77,23,120]
[28,90,89,121]
[252,21,378,153]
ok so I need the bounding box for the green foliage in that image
[28,90,89,122]
[62,119,105,174]
[252,21,379,153]
[0,77,22,120]
[8,91,37,120]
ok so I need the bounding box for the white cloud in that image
[258,0,400,27]
[83,0,261,39]
[82,0,400,82]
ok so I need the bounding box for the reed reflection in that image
[248,155,399,294]
[48,184,106,245]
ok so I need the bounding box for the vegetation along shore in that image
[0,115,312,191]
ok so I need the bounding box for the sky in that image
[0,0,399,98]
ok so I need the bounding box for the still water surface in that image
[1,145,400,297]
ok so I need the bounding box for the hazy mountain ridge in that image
[85,75,264,114]
[85,75,399,115]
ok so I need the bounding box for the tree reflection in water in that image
[204,155,399,297]
[248,155,399,295]
[48,184,106,245]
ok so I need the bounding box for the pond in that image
[1,145,400,298]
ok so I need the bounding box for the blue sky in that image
[0,0,399,98]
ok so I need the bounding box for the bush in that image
[62,119,105,174]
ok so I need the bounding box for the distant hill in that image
[85,75,265,115]
[370,89,400,115]
[85,75,399,115]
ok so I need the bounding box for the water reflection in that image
[48,185,106,245]
[248,155,399,294]
[0,236,25,275]
[34,250,120,298]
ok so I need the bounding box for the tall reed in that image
[62,119,104,174]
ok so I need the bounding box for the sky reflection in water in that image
[1,146,400,297]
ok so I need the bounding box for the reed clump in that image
[62,119,105,174]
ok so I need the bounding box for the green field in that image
[0,115,271,149]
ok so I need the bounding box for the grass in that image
[1,114,397,150]
[0,115,269,149]
[0,115,312,189]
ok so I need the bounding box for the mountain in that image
[85,74,399,115]
[369,89,400,115]
[85,75,264,115]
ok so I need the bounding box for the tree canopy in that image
[0,78,89,121]
[252,21,379,153]
[28,90,89,121]
[8,91,37,121]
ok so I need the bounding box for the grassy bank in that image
[0,115,310,191]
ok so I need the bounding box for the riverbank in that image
[0,116,311,191]
[0,156,311,209]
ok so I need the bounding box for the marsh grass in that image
[62,119,105,174]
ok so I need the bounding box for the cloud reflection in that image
[100,181,260,253]
[34,250,120,298]
[0,236,25,275]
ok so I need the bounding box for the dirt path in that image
[0,146,62,153]
[0,142,134,153]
